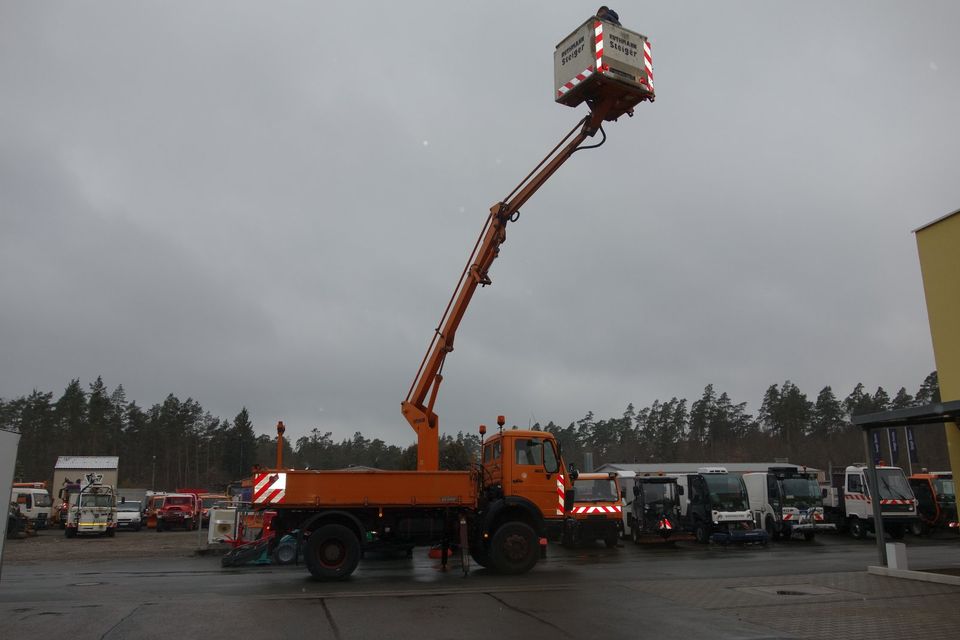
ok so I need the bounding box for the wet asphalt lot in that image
[2,530,959,640]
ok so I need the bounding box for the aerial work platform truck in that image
[251,11,654,581]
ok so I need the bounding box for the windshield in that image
[202,497,225,508]
[703,474,749,511]
[33,493,52,507]
[574,478,619,503]
[781,478,822,507]
[934,479,955,502]
[166,496,193,506]
[80,494,114,508]
[877,469,913,500]
[641,482,676,505]
[118,502,142,512]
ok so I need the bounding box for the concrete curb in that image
[868,565,960,586]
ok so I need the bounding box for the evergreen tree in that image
[810,386,844,438]
[915,371,940,404]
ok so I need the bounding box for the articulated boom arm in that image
[402,102,616,471]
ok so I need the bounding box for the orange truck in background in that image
[249,13,653,581]
[562,472,624,548]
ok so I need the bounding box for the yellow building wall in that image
[916,210,960,479]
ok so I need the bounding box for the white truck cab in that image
[822,464,918,539]
[65,473,117,538]
[10,483,53,530]
[743,467,835,541]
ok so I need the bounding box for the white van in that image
[11,483,53,529]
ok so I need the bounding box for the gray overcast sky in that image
[2,1,958,446]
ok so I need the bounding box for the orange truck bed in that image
[253,469,478,509]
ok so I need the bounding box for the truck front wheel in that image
[489,522,539,575]
[849,518,866,539]
[695,523,710,544]
[305,524,360,580]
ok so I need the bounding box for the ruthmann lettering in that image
[560,36,585,66]
[608,34,639,58]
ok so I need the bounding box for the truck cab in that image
[626,474,694,544]
[678,467,767,545]
[481,429,568,527]
[65,475,116,538]
[562,472,623,548]
[11,483,52,530]
[156,493,199,531]
[822,464,918,539]
[743,467,835,542]
[908,472,956,535]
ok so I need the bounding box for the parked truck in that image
[676,468,768,545]
[562,472,623,548]
[908,471,956,535]
[624,474,694,544]
[10,482,52,530]
[821,464,918,539]
[251,13,654,581]
[64,473,117,538]
[743,467,835,542]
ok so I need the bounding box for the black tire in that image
[106,528,115,538]
[304,524,361,580]
[7,517,20,539]
[134,523,142,532]
[65,527,76,538]
[888,524,906,540]
[631,526,641,545]
[765,517,780,542]
[695,523,710,544]
[156,521,163,532]
[273,540,298,565]
[604,530,619,549]
[489,521,539,575]
[802,531,815,542]
[849,518,866,540]
[469,542,490,568]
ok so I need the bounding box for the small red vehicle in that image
[155,493,200,531]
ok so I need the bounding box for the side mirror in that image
[620,489,626,499]
[677,486,684,496]
[567,463,579,481]
[632,486,640,498]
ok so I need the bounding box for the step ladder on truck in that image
[246,11,656,581]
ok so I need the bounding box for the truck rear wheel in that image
[305,524,360,580]
[489,522,539,575]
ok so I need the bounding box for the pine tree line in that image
[1,372,946,489]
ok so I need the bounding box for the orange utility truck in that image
[563,472,624,548]
[252,12,654,581]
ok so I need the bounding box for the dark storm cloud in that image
[2,1,958,445]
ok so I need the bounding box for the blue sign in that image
[906,426,919,464]
[871,430,882,462]
[887,428,899,465]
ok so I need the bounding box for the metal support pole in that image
[863,428,887,566]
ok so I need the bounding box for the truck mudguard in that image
[482,497,546,537]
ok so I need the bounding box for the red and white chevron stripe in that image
[571,505,622,514]
[880,499,915,505]
[252,472,287,505]
[556,473,565,515]
[643,40,654,90]
[557,66,595,98]
[594,21,604,72]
